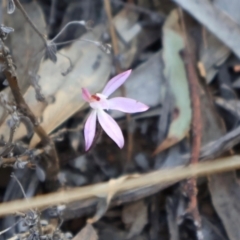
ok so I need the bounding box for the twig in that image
[13,0,47,47]
[0,148,45,166]
[2,127,238,221]
[0,155,239,217]
[0,124,16,157]
[104,0,133,162]
[104,0,120,69]
[0,218,22,236]
[178,9,203,239]
[50,124,84,140]
[0,39,59,181]
[35,127,240,221]
[199,124,240,160]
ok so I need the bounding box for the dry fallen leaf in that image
[208,172,240,240]
[199,29,230,83]
[0,25,111,145]
[198,73,240,240]
[111,51,163,119]
[4,0,46,94]
[153,10,191,155]
[0,1,46,127]
[174,0,240,58]
[87,175,138,223]
[122,200,148,239]
[72,224,98,240]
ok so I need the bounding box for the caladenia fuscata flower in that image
[82,70,149,151]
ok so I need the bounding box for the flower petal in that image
[82,88,91,102]
[97,109,124,148]
[102,70,132,97]
[84,110,97,151]
[108,97,149,113]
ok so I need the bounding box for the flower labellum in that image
[82,70,149,151]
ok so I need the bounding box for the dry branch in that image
[179,9,202,237]
[0,155,239,217]
[103,0,133,162]
[0,38,59,181]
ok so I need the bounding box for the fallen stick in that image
[0,155,239,217]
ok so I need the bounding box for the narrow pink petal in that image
[82,88,91,102]
[97,109,124,148]
[108,97,149,113]
[84,110,97,151]
[102,70,132,97]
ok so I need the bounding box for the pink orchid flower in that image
[82,70,149,151]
